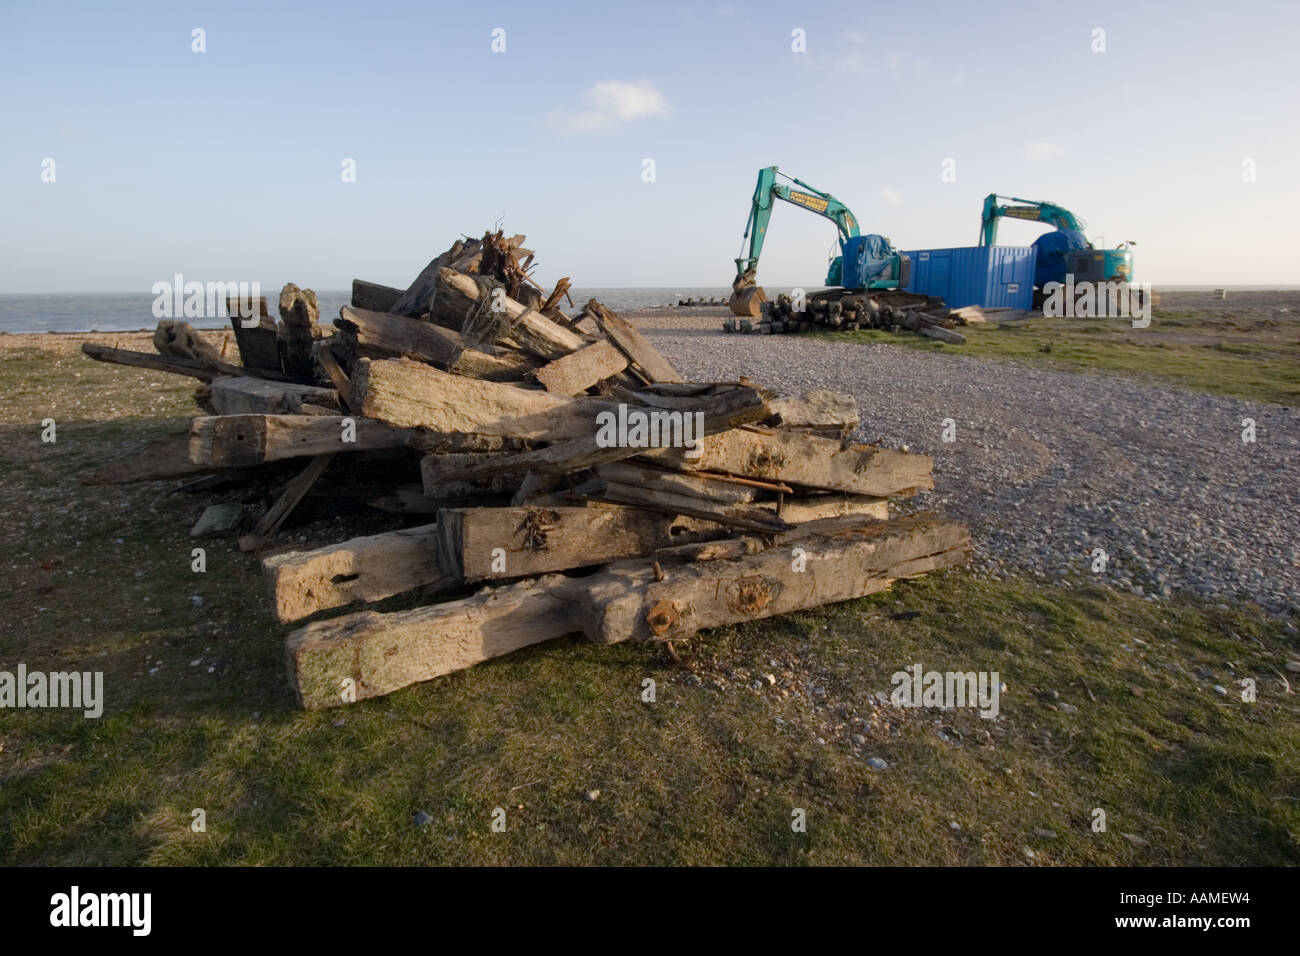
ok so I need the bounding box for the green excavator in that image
[979,193,1134,291]
[728,166,909,317]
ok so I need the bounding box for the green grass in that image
[2,342,1297,865]
[824,311,1300,406]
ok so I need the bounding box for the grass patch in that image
[824,311,1300,405]
[2,340,1297,865]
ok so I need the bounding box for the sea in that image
[0,288,735,335]
[2,285,1298,335]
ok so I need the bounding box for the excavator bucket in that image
[728,268,768,317]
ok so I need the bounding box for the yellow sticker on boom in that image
[789,191,830,213]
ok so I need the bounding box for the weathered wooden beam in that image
[351,357,615,438]
[209,377,339,416]
[532,339,628,395]
[438,268,585,360]
[336,306,531,381]
[582,480,790,534]
[390,238,483,318]
[423,385,770,482]
[436,505,721,582]
[227,295,282,372]
[261,523,453,623]
[594,461,755,503]
[189,414,410,468]
[81,343,301,383]
[647,427,932,497]
[154,320,222,365]
[579,513,970,644]
[278,283,319,379]
[286,574,578,709]
[586,300,683,383]
[765,389,859,439]
[772,493,889,524]
[351,279,403,313]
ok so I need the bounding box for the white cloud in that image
[1026,141,1065,160]
[881,188,903,205]
[545,80,672,133]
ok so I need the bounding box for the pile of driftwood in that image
[82,230,970,709]
[724,290,971,344]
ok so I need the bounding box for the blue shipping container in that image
[898,245,1037,310]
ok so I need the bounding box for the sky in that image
[1,0,1297,293]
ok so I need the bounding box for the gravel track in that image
[633,312,1300,614]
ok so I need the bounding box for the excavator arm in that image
[979,193,1087,246]
[735,166,860,277]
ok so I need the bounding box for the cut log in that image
[154,320,222,365]
[209,377,339,416]
[262,523,453,623]
[336,306,531,381]
[227,295,282,372]
[351,279,403,313]
[286,574,578,709]
[585,300,683,383]
[532,340,628,395]
[438,268,585,360]
[351,357,615,438]
[436,505,722,582]
[189,414,410,468]
[647,427,932,497]
[579,513,970,644]
[766,389,859,438]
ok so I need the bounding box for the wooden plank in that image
[351,279,403,313]
[647,427,932,497]
[336,306,530,381]
[586,301,683,383]
[390,238,484,318]
[436,505,722,582]
[533,340,628,395]
[579,514,970,644]
[209,377,339,416]
[314,344,353,411]
[188,414,410,468]
[595,461,755,504]
[239,454,335,552]
[261,523,453,623]
[286,574,578,709]
[351,357,615,438]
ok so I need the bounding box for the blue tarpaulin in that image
[1031,229,1089,288]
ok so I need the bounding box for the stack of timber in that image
[722,289,970,344]
[81,228,970,709]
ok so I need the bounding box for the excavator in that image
[979,194,1134,293]
[728,166,911,317]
